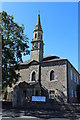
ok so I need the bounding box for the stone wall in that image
[19,64,39,83]
[13,81,41,107]
[31,49,40,62]
[41,60,67,103]
[67,62,80,103]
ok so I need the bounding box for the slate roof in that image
[20,60,31,65]
[20,55,66,66]
[43,55,60,61]
[42,55,67,62]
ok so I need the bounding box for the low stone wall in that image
[2,101,12,109]
[14,101,80,112]
[2,101,80,112]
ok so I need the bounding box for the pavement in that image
[1,109,80,120]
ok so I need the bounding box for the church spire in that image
[36,12,40,26]
[34,13,43,32]
[31,13,44,62]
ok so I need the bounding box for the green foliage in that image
[1,11,30,96]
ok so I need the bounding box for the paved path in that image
[2,109,80,120]
[2,117,80,120]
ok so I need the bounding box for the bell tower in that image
[31,13,44,62]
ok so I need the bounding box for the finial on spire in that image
[38,10,40,15]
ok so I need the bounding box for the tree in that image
[1,11,30,99]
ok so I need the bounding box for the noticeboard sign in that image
[32,96,46,102]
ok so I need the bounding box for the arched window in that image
[32,71,36,81]
[35,33,37,38]
[50,70,54,81]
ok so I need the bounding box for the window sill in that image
[49,80,58,82]
[29,81,36,83]
[29,81,39,84]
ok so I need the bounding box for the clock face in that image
[32,42,38,49]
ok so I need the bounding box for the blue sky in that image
[2,2,78,71]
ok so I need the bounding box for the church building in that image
[7,13,80,107]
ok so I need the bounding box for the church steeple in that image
[32,13,43,42]
[31,13,44,62]
[34,13,43,33]
[36,13,41,25]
